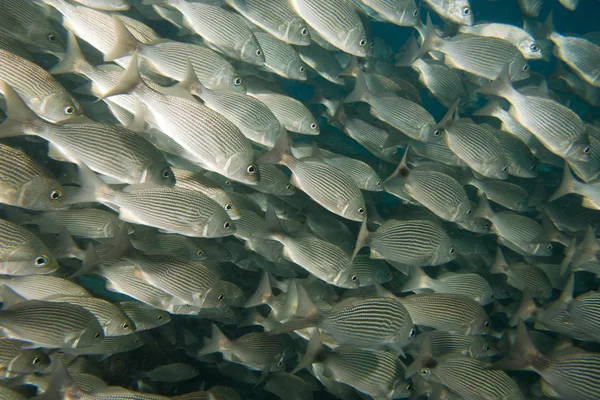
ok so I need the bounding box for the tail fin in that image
[433,99,459,131]
[270,284,320,334]
[473,193,494,221]
[256,131,292,166]
[405,334,433,379]
[178,60,207,99]
[245,270,273,308]
[400,267,433,293]
[97,52,144,102]
[395,35,420,67]
[560,236,576,275]
[509,290,537,327]
[291,328,326,374]
[571,226,599,271]
[489,321,541,371]
[414,14,444,61]
[250,203,285,241]
[351,218,370,262]
[328,103,347,129]
[65,162,113,205]
[472,100,503,118]
[105,15,141,62]
[49,32,91,76]
[549,163,579,202]
[490,247,509,275]
[344,70,371,104]
[340,56,360,77]
[475,64,517,100]
[35,358,75,400]
[384,146,409,184]
[196,324,231,357]
[0,81,40,138]
[540,11,555,40]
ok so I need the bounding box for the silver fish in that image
[117,301,171,331]
[421,0,473,25]
[458,22,543,60]
[254,32,306,81]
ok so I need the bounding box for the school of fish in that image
[0,0,599,399]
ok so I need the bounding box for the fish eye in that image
[47,33,57,43]
[351,275,358,281]
[234,77,242,86]
[299,66,305,72]
[256,49,262,56]
[358,207,365,215]
[224,180,231,186]
[483,344,490,352]
[135,338,140,343]
[530,43,540,52]
[277,359,284,367]
[94,332,101,339]
[523,64,529,72]
[433,129,442,137]
[35,256,49,267]
[412,9,419,17]
[409,328,416,337]
[301,27,308,36]
[286,184,292,190]
[449,246,455,254]
[376,181,381,186]
[484,321,490,328]
[583,146,591,154]
[247,164,257,175]
[224,221,231,229]
[157,315,163,320]
[64,105,75,115]
[310,122,317,129]
[530,164,537,171]
[50,189,63,200]
[466,208,472,215]
[501,165,508,172]
[462,6,471,15]
[122,322,130,329]
[161,168,171,179]
[420,368,428,375]
[197,249,203,256]
[406,383,412,391]
[217,293,225,301]
[484,222,490,229]
[32,357,41,365]
[359,38,366,47]
[225,203,233,211]
[546,244,553,250]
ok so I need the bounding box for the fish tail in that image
[508,289,537,327]
[471,100,503,118]
[244,271,273,308]
[344,69,370,103]
[271,283,320,334]
[384,145,410,184]
[394,35,420,67]
[291,328,326,374]
[490,321,541,371]
[340,55,360,77]
[473,193,494,220]
[400,266,432,293]
[250,203,284,241]
[475,64,516,99]
[66,163,113,205]
[560,236,577,275]
[540,10,555,40]
[490,247,509,274]
[196,324,232,357]
[0,82,39,138]
[97,51,144,102]
[414,14,444,61]
[33,358,75,400]
[49,32,91,76]
[105,15,142,62]
[179,60,206,98]
[351,217,370,262]
[571,226,600,270]
[549,164,579,202]
[328,102,346,129]
[256,131,292,166]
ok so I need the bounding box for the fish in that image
[492,321,600,400]
[254,32,306,81]
[225,0,311,45]
[345,71,437,143]
[355,218,456,267]
[550,163,600,210]
[144,0,264,65]
[72,0,130,10]
[258,133,366,222]
[477,65,590,163]
[296,44,344,85]
[418,18,530,81]
[518,0,542,17]
[253,207,359,288]
[290,0,369,56]
[401,267,494,305]
[358,0,419,27]
[410,58,468,109]
[265,372,314,400]
[117,301,171,332]
[141,363,200,383]
[0,338,50,378]
[490,248,553,300]
[248,92,319,135]
[458,22,544,60]
[421,0,473,25]
[407,330,498,359]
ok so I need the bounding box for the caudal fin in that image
[49,32,91,76]
[104,15,141,62]
[400,266,433,293]
[475,64,517,100]
[489,321,541,371]
[549,163,579,202]
[256,131,292,166]
[344,70,371,104]
[291,328,326,374]
[0,82,40,138]
[196,324,232,357]
[245,270,273,308]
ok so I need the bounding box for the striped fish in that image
[296,44,344,85]
[0,219,58,276]
[490,249,553,300]
[117,301,171,332]
[225,0,310,45]
[265,372,314,400]
[27,209,124,239]
[191,84,282,149]
[290,0,368,56]
[568,291,600,339]
[0,338,49,378]
[358,0,419,26]
[248,165,295,196]
[345,71,437,142]
[44,295,134,337]
[0,276,90,300]
[355,219,455,267]
[0,300,104,349]
[466,179,531,212]
[352,255,392,286]
[408,330,498,359]
[400,293,491,335]
[459,22,543,59]
[493,322,600,400]
[249,92,319,135]
[254,32,306,81]
[411,58,468,109]
[66,333,144,357]
[128,254,223,308]
[0,144,66,211]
